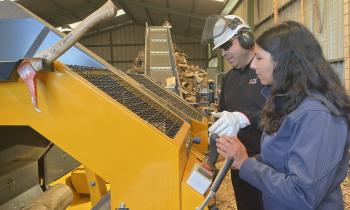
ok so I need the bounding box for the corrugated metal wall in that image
[81,25,145,71]
[252,0,344,79]
[254,0,343,59]
[233,0,248,22]
[332,61,345,83]
[226,0,344,79]
[80,24,207,71]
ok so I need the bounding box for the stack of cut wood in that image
[127,51,145,74]
[178,64,208,103]
[174,45,208,104]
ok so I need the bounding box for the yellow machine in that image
[0,62,210,210]
[0,2,213,209]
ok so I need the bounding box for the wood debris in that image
[127,51,145,74]
[174,45,209,104]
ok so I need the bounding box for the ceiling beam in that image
[46,0,135,28]
[112,0,136,23]
[118,0,206,20]
[47,0,106,23]
[47,0,81,22]
[142,0,153,25]
[83,20,133,38]
[84,0,99,9]
[220,0,241,15]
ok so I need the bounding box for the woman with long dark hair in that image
[216,21,350,210]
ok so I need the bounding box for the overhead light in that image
[213,0,225,2]
[115,9,125,17]
[57,27,71,33]
[56,9,125,33]
[57,24,72,32]
[69,21,81,29]
[162,20,172,28]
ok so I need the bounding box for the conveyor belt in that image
[68,65,183,138]
[144,26,180,94]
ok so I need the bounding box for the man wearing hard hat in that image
[201,15,266,210]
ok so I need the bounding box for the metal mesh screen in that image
[68,65,183,139]
[127,73,206,122]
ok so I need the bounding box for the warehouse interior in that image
[0,0,349,209]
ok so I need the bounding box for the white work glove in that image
[209,111,250,137]
[211,111,224,119]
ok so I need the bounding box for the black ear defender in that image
[226,17,255,49]
[237,29,255,49]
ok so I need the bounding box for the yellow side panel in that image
[191,118,209,153]
[181,153,209,210]
[0,62,194,210]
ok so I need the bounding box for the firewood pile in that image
[174,45,209,104]
[127,51,145,74]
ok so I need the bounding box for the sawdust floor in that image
[215,162,350,210]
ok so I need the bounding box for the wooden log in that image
[178,63,188,68]
[22,184,73,210]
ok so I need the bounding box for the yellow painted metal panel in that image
[191,118,209,153]
[181,153,209,210]
[0,61,206,209]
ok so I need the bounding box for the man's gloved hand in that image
[209,111,250,137]
[211,111,224,119]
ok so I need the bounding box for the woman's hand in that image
[216,135,249,169]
